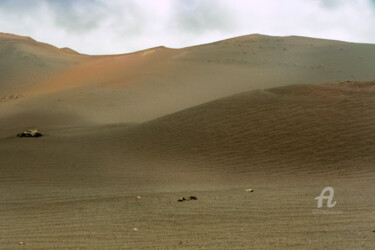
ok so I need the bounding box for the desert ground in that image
[0,33,374,249]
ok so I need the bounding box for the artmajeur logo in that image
[312,186,343,214]
[315,186,336,208]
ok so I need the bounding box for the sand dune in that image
[95,81,375,177]
[2,34,375,127]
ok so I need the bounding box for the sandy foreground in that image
[0,126,374,249]
[0,33,375,249]
[1,83,375,249]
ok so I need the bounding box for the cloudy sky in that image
[0,0,374,54]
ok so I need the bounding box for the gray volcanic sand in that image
[1,82,374,249]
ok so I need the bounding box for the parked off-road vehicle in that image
[17,129,43,137]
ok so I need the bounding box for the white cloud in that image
[0,0,374,54]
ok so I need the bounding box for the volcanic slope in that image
[2,34,375,127]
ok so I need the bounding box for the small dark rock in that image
[178,196,198,202]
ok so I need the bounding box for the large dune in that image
[94,81,375,176]
[2,33,375,127]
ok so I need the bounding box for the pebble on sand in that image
[178,196,198,202]
[136,196,142,200]
[19,241,24,245]
[245,189,254,192]
[133,228,139,231]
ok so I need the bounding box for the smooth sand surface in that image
[1,33,375,249]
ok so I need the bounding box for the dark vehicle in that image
[17,129,43,137]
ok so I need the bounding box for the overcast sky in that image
[0,0,374,54]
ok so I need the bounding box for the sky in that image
[0,0,374,54]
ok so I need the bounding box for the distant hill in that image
[1,33,375,127]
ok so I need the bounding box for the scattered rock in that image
[177,197,186,202]
[19,241,24,245]
[17,129,43,138]
[133,228,139,231]
[245,189,254,192]
[136,196,142,200]
[188,196,198,200]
